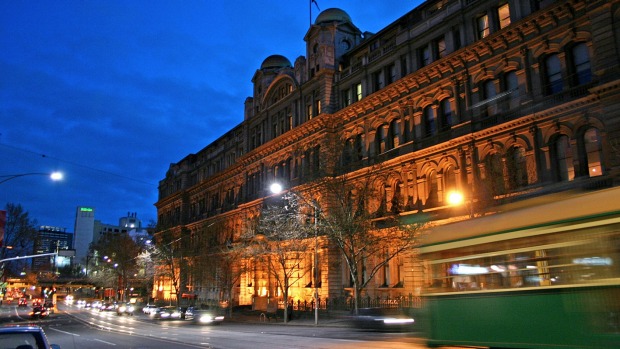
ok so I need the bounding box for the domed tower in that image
[246,54,293,120]
[304,8,362,79]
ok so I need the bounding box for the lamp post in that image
[270,183,319,326]
[0,172,63,185]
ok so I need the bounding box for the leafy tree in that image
[150,229,184,306]
[303,131,428,315]
[310,170,426,314]
[89,233,141,301]
[0,203,38,280]
[247,197,314,323]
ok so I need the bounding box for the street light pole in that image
[313,203,319,326]
[0,172,63,185]
[270,183,320,326]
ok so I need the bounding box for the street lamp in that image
[447,190,473,217]
[270,183,320,326]
[0,172,63,185]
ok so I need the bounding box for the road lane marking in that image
[49,328,81,336]
[94,338,117,346]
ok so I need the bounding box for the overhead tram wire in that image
[0,142,157,187]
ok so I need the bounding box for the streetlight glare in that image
[447,191,465,206]
[270,183,283,194]
[50,171,63,181]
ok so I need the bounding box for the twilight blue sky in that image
[1,0,422,231]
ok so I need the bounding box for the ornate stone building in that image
[155,0,620,307]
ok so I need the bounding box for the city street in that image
[0,303,434,349]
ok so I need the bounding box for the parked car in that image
[152,306,182,320]
[116,303,135,316]
[142,304,158,315]
[29,306,49,319]
[0,325,61,349]
[350,307,415,331]
[191,309,224,325]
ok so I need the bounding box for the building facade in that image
[33,226,73,274]
[155,0,620,308]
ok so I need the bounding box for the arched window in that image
[544,54,563,95]
[506,146,528,190]
[354,134,364,160]
[483,152,505,196]
[423,106,435,137]
[550,135,574,182]
[570,42,592,86]
[439,99,452,131]
[503,71,519,110]
[581,128,602,177]
[377,124,388,153]
[483,80,497,116]
[443,167,457,196]
[389,119,400,148]
[426,170,439,207]
[342,138,355,166]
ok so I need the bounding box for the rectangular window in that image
[355,83,363,101]
[453,27,462,50]
[343,88,352,106]
[306,104,313,120]
[435,36,446,59]
[420,45,431,67]
[373,70,383,92]
[477,14,490,39]
[498,3,511,29]
[386,64,396,85]
[400,55,408,77]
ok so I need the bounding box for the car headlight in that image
[199,314,214,323]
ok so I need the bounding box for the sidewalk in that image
[225,309,352,327]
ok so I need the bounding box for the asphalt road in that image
[0,303,433,349]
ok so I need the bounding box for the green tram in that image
[419,187,620,349]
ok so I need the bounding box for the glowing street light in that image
[0,171,63,185]
[447,191,465,206]
[270,182,320,326]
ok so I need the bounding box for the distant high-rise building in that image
[33,225,73,273]
[73,206,95,264]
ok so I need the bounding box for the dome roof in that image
[315,8,352,25]
[260,55,292,70]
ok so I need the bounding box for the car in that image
[151,306,182,320]
[18,298,28,307]
[29,306,49,319]
[99,302,116,312]
[191,309,224,325]
[91,300,102,309]
[76,299,86,307]
[116,303,135,316]
[0,325,61,349]
[350,307,415,331]
[142,304,158,315]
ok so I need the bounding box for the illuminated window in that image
[498,3,511,29]
[477,14,490,39]
[582,128,602,177]
[551,135,574,182]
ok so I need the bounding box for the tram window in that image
[425,232,620,293]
